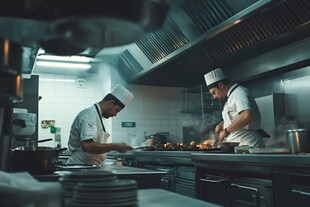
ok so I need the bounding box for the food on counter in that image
[201,140,213,149]
[190,141,196,146]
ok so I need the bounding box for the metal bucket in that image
[286,129,310,153]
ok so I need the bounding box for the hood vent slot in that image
[120,50,143,74]
[178,0,310,73]
[181,0,233,33]
[135,16,190,64]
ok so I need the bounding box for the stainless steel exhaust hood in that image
[118,0,310,87]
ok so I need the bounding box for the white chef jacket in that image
[222,83,265,148]
[66,103,109,165]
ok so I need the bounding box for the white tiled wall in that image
[35,63,200,148]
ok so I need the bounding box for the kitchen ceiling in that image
[0,0,174,76]
[117,0,310,87]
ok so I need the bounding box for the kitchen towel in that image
[0,171,62,207]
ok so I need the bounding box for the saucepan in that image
[286,128,310,153]
[10,146,67,174]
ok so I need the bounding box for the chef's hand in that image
[114,143,133,153]
[218,129,230,141]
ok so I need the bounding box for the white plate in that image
[249,148,290,154]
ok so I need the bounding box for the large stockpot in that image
[286,129,310,153]
[10,146,67,174]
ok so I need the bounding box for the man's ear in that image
[218,82,224,89]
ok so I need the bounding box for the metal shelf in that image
[181,85,222,126]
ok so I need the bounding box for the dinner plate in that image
[75,179,137,190]
[62,170,115,179]
[73,190,137,199]
[56,164,101,170]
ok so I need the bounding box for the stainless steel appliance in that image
[175,166,196,198]
[198,169,274,207]
[141,164,176,192]
[231,177,273,207]
[198,174,231,207]
[291,175,310,207]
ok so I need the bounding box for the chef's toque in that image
[110,84,134,108]
[204,68,226,89]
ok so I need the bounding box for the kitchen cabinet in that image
[133,151,197,198]
[231,177,273,207]
[197,168,274,207]
[192,153,310,207]
[290,175,310,207]
[175,166,196,198]
[198,173,230,207]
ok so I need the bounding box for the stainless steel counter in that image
[134,151,204,164]
[191,153,310,174]
[191,153,310,167]
[138,189,221,207]
[100,164,167,175]
[34,164,166,187]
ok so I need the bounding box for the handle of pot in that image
[37,138,53,143]
[57,147,67,154]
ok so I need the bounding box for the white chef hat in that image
[204,68,227,89]
[110,84,134,108]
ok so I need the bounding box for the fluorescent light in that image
[36,61,91,69]
[40,78,75,82]
[37,55,93,62]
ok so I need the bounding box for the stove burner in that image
[135,144,235,153]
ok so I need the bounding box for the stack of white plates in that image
[59,170,117,205]
[72,179,138,207]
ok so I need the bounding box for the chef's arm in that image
[215,121,224,134]
[225,109,252,134]
[81,140,133,154]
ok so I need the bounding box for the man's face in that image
[209,84,225,100]
[102,103,123,118]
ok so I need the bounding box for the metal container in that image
[286,129,310,153]
[10,146,67,174]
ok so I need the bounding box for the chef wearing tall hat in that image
[204,68,265,148]
[66,84,134,165]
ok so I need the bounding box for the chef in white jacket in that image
[204,68,265,148]
[66,84,134,165]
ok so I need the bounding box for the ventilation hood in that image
[118,0,310,87]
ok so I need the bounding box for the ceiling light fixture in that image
[37,55,93,62]
[40,78,75,82]
[36,61,91,69]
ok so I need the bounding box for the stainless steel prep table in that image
[191,153,310,174]
[191,152,310,207]
[138,189,221,207]
[34,164,166,189]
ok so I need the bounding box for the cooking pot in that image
[286,129,310,153]
[10,146,67,174]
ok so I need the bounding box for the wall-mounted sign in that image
[121,122,136,128]
[41,120,55,128]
